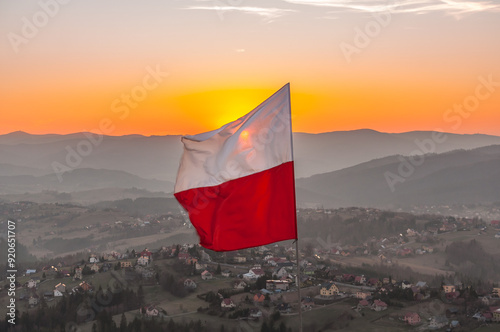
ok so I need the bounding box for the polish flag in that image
[174,84,297,251]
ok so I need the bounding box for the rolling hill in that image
[296,145,500,209]
[2,130,500,181]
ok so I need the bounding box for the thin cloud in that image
[281,0,500,18]
[185,5,296,22]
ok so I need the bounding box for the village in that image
[2,203,500,331]
[6,236,500,331]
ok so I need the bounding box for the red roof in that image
[254,293,265,302]
[222,298,234,305]
[359,300,369,306]
[251,268,265,276]
[374,300,387,307]
[405,312,420,320]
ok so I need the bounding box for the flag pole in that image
[286,83,303,332]
[295,240,303,332]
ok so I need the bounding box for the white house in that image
[27,279,37,289]
[55,283,66,293]
[233,280,247,290]
[137,256,149,266]
[144,306,159,317]
[272,267,289,279]
[184,279,197,290]
[201,270,213,280]
[221,298,236,310]
[89,256,99,264]
[243,266,265,281]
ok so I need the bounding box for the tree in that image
[137,285,145,306]
[120,313,127,332]
[216,264,222,275]
[256,275,268,290]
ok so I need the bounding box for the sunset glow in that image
[1,0,499,136]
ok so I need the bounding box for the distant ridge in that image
[296,144,500,209]
[1,129,500,182]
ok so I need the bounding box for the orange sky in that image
[1,1,500,136]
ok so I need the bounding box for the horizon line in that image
[1,128,499,138]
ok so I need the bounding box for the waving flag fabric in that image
[174,83,297,251]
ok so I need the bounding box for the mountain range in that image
[1,130,500,208]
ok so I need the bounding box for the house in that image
[233,255,247,263]
[221,298,236,310]
[429,316,448,329]
[301,297,314,310]
[492,287,500,297]
[277,303,291,314]
[483,312,493,322]
[222,270,231,278]
[55,283,66,293]
[29,295,39,307]
[140,248,153,258]
[184,279,197,290]
[357,299,370,310]
[137,256,149,266]
[303,265,316,276]
[144,306,159,317]
[272,267,289,279]
[401,280,412,289]
[367,278,380,287]
[404,312,421,325]
[243,266,265,281]
[415,281,427,289]
[492,308,500,322]
[354,275,366,285]
[443,285,456,294]
[195,262,207,271]
[355,291,371,300]
[201,270,213,280]
[372,299,387,311]
[120,261,132,268]
[79,281,93,292]
[249,308,263,318]
[342,274,355,283]
[27,279,37,289]
[54,289,64,297]
[89,255,99,264]
[74,267,83,280]
[253,293,265,304]
[233,280,247,290]
[320,283,339,297]
[266,280,291,291]
[90,264,100,273]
